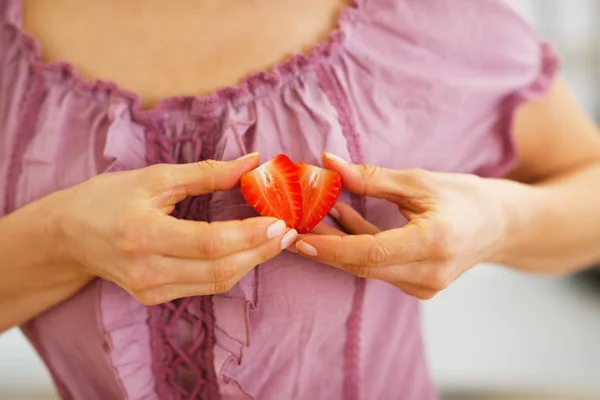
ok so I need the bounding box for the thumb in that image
[321,153,400,200]
[151,152,260,200]
[321,153,433,203]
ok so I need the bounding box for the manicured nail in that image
[296,241,318,256]
[281,229,298,250]
[237,152,259,160]
[329,206,340,220]
[267,220,286,239]
[324,153,348,164]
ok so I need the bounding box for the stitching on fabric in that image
[145,119,221,400]
[96,280,129,400]
[315,61,366,400]
[3,70,45,212]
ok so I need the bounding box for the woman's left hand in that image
[292,153,525,299]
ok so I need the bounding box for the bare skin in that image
[22,0,349,108]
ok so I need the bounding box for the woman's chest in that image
[21,0,348,109]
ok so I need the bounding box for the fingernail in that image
[329,206,340,220]
[324,153,348,164]
[267,220,286,239]
[237,152,259,160]
[296,241,318,256]
[281,229,298,250]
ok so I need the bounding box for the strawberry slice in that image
[295,162,342,233]
[240,154,303,228]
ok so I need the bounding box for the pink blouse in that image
[0,0,558,399]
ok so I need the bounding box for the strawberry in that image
[295,162,342,233]
[240,154,303,228]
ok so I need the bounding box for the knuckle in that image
[415,290,438,300]
[365,244,389,267]
[360,164,383,181]
[198,234,224,259]
[114,220,145,254]
[213,278,237,294]
[396,284,438,300]
[245,221,268,247]
[424,265,453,291]
[196,160,221,188]
[125,261,158,292]
[210,259,237,284]
[358,165,384,195]
[430,221,457,261]
[346,264,373,279]
[327,246,341,265]
[134,291,165,306]
[197,159,221,172]
[145,164,172,185]
[404,168,433,187]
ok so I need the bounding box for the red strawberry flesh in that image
[295,162,342,233]
[240,154,302,228]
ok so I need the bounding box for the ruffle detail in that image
[212,271,258,400]
[103,102,148,172]
[99,281,157,400]
[206,108,263,398]
[142,106,262,399]
[6,1,361,122]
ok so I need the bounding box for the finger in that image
[395,283,438,300]
[295,223,432,270]
[307,221,346,236]
[329,202,380,235]
[135,228,298,291]
[286,222,344,253]
[147,152,260,201]
[146,216,286,259]
[132,283,220,305]
[134,278,438,306]
[321,153,434,205]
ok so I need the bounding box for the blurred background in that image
[1,1,600,399]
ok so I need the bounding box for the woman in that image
[1,0,600,399]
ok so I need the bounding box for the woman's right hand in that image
[54,153,297,305]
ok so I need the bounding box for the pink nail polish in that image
[324,153,348,164]
[281,229,298,250]
[267,220,286,239]
[296,241,318,257]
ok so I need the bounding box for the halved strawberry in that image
[295,162,342,233]
[240,154,303,228]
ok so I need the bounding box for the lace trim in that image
[145,117,221,400]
